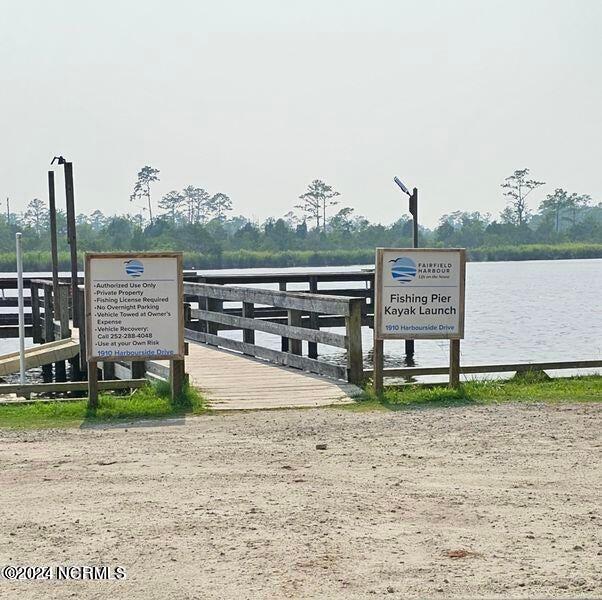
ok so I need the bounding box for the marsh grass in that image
[1,243,600,272]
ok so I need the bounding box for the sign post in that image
[84,252,185,408]
[373,248,466,393]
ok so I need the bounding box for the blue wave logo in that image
[124,259,144,278]
[389,256,416,283]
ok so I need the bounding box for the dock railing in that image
[183,281,365,384]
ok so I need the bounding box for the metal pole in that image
[64,162,79,327]
[411,187,418,248]
[48,171,61,319]
[16,232,26,384]
[405,187,418,359]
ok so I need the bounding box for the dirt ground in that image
[1,402,601,599]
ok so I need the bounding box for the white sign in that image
[85,253,184,361]
[375,248,466,340]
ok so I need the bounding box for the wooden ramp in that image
[184,342,363,410]
[0,338,79,377]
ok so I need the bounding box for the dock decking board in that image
[182,341,362,410]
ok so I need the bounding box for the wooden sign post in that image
[84,252,185,408]
[373,248,466,393]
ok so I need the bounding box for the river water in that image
[1,259,601,376]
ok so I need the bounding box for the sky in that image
[1,0,601,227]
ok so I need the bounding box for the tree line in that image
[1,167,600,262]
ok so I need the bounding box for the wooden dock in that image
[3,271,600,411]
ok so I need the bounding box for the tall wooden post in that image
[449,339,461,388]
[48,171,60,320]
[64,162,79,327]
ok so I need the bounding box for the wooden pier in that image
[1,270,601,409]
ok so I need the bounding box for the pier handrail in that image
[183,281,364,384]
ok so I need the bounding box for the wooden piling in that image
[48,171,61,320]
[64,162,79,327]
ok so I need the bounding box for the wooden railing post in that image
[207,298,222,338]
[242,301,255,352]
[279,282,289,352]
[308,276,319,359]
[346,298,363,384]
[198,295,208,333]
[288,309,302,356]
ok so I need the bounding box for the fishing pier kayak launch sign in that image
[85,252,184,361]
[374,248,466,340]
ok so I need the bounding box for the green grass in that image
[2,374,600,428]
[348,373,602,412]
[0,380,205,429]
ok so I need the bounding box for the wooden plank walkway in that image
[183,342,363,410]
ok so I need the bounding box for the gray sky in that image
[1,0,601,227]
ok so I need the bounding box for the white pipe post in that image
[16,232,26,384]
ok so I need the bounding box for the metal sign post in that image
[16,233,26,385]
[373,247,466,393]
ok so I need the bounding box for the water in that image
[1,260,601,376]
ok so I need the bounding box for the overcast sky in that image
[1,0,601,227]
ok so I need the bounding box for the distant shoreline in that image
[0,243,600,272]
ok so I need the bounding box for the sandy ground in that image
[0,402,601,599]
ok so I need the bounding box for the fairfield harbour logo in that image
[389,257,417,283]
[390,257,452,283]
[124,259,144,278]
